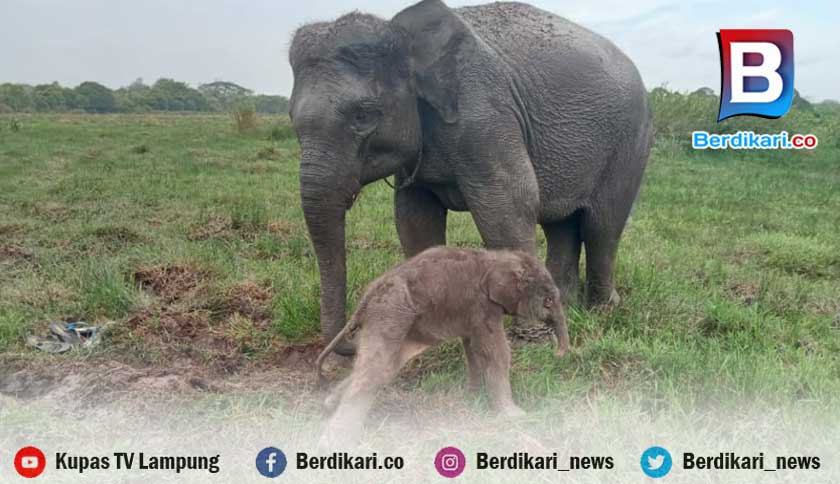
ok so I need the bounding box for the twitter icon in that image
[640,446,673,478]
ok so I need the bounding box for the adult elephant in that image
[289,0,652,354]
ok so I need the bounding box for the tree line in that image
[0,79,288,114]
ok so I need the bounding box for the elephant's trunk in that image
[549,303,570,358]
[300,154,360,356]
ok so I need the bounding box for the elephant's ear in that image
[483,261,526,315]
[392,0,477,124]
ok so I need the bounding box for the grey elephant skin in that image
[289,0,652,353]
[316,247,569,446]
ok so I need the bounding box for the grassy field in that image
[1,97,838,415]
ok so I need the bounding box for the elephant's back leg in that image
[541,212,583,306]
[395,184,448,257]
[322,313,413,446]
[579,122,651,307]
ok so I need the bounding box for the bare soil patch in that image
[187,215,232,241]
[266,219,298,238]
[0,359,216,403]
[0,243,33,260]
[206,281,273,325]
[134,264,206,302]
[126,265,285,372]
[729,281,760,305]
[0,351,330,411]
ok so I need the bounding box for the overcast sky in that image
[1,0,837,101]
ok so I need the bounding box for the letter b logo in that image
[717,29,794,121]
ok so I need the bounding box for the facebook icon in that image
[256,447,287,478]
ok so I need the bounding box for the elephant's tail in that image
[314,303,365,388]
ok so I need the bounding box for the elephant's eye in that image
[544,296,554,308]
[354,110,371,124]
[347,103,381,134]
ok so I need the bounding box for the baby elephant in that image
[316,246,570,446]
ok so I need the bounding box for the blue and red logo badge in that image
[717,29,794,121]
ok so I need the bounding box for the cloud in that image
[0,0,836,101]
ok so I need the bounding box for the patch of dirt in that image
[0,244,33,260]
[0,360,222,403]
[0,223,25,236]
[82,149,102,160]
[134,264,206,302]
[188,215,232,241]
[0,341,533,424]
[242,161,278,174]
[266,220,298,239]
[207,281,273,326]
[255,146,283,160]
[264,342,324,371]
[795,339,819,355]
[189,215,293,242]
[126,269,281,373]
[729,282,759,305]
[89,225,146,250]
[124,306,244,372]
[698,316,729,337]
[805,298,840,317]
[0,353,327,409]
[130,307,211,340]
[350,236,400,251]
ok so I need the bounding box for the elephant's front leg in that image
[470,325,524,417]
[458,138,540,255]
[395,184,448,257]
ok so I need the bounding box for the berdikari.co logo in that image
[692,28,817,151]
[717,29,794,121]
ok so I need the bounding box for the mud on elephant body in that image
[316,247,570,447]
[289,0,653,353]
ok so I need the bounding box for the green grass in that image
[1,101,838,413]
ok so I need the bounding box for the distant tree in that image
[199,81,252,98]
[113,79,152,113]
[128,78,147,91]
[648,86,671,99]
[791,89,814,112]
[75,81,116,113]
[32,82,75,111]
[253,95,289,114]
[199,81,252,111]
[0,79,290,114]
[147,78,209,111]
[0,83,33,112]
[689,87,716,98]
[815,99,839,117]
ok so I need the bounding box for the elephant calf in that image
[315,246,570,446]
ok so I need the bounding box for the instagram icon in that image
[435,446,466,478]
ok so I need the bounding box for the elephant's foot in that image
[333,338,357,356]
[586,285,621,308]
[557,280,582,308]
